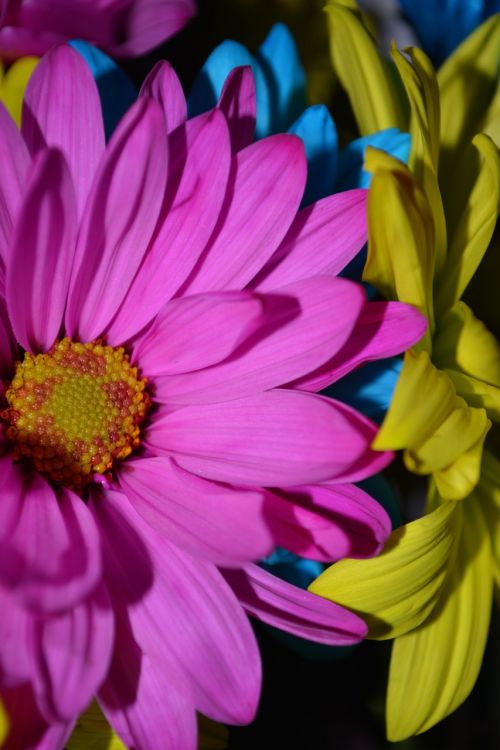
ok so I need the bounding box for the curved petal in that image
[65,97,168,342]
[21,44,105,218]
[154,277,365,404]
[264,481,391,562]
[0,296,17,378]
[0,461,102,613]
[309,502,459,639]
[106,0,196,58]
[132,291,264,377]
[223,564,367,645]
[0,103,29,265]
[292,301,427,392]
[117,456,274,566]
[139,60,186,133]
[145,390,391,486]
[386,501,492,740]
[97,492,261,725]
[105,110,231,344]
[252,190,367,291]
[7,148,77,353]
[217,65,256,153]
[0,588,30,687]
[181,134,307,294]
[336,128,411,190]
[30,584,114,723]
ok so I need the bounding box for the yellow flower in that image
[0,699,8,745]
[311,4,500,741]
[0,56,38,125]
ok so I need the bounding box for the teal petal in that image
[288,104,338,204]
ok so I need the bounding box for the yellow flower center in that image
[2,338,149,489]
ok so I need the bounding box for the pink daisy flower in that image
[0,48,425,749]
[0,0,195,60]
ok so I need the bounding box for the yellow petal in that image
[438,15,500,176]
[0,57,38,126]
[373,350,456,450]
[324,1,407,134]
[435,134,500,316]
[404,397,489,474]
[364,149,435,348]
[445,369,500,422]
[433,301,500,387]
[309,502,458,639]
[0,699,8,746]
[386,500,492,740]
[473,450,500,586]
[66,701,126,750]
[391,45,447,275]
[432,425,489,500]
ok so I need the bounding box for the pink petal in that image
[252,189,368,290]
[0,296,17,378]
[0,461,102,613]
[107,0,196,57]
[0,588,31,687]
[117,456,273,566]
[145,389,390,486]
[139,60,187,133]
[154,276,365,405]
[6,148,77,353]
[21,45,105,219]
[105,110,231,343]
[1,683,73,750]
[30,584,114,723]
[65,97,168,342]
[265,482,391,562]
[181,134,307,294]
[217,66,256,152]
[99,622,197,750]
[94,491,261,724]
[293,300,428,392]
[132,290,264,377]
[0,103,29,266]
[223,564,367,645]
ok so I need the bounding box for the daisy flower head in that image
[0,0,196,60]
[0,45,426,749]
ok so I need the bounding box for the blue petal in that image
[335,128,411,191]
[187,39,271,136]
[288,104,338,204]
[398,0,495,63]
[69,40,136,140]
[322,357,404,424]
[256,23,307,136]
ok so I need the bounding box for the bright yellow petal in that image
[0,57,38,126]
[373,350,456,450]
[364,149,435,348]
[435,134,500,316]
[433,301,500,387]
[66,701,126,750]
[445,369,500,422]
[386,500,492,740]
[324,1,407,134]
[0,699,8,745]
[309,502,458,639]
[391,44,447,275]
[438,14,500,174]
[432,425,489,500]
[199,715,229,750]
[474,450,500,586]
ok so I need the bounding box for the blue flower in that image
[398,0,500,65]
[188,23,411,204]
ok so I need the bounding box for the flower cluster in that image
[0,1,497,749]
